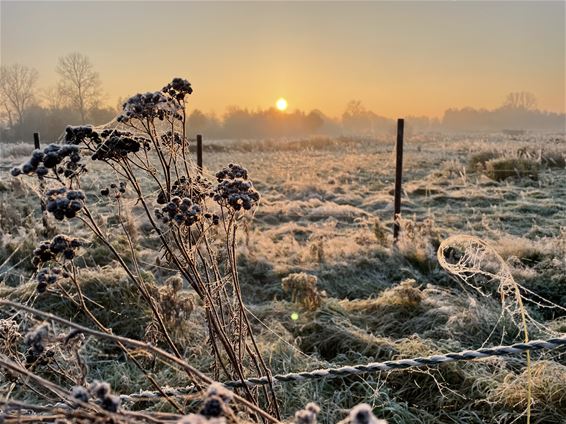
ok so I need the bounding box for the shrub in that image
[282,272,323,311]
[485,157,539,181]
[541,150,566,169]
[467,151,500,172]
[0,142,34,158]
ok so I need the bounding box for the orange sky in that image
[1,1,564,118]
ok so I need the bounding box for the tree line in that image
[1,53,564,143]
[442,93,564,132]
[1,53,117,142]
[187,96,564,139]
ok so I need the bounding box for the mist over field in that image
[0,1,565,424]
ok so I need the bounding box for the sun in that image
[276,97,288,111]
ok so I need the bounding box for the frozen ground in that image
[1,132,565,423]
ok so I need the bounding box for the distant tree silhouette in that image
[503,92,537,110]
[442,95,564,132]
[342,100,371,133]
[305,110,324,132]
[18,105,115,142]
[342,100,394,135]
[187,109,209,133]
[0,64,39,134]
[56,53,102,123]
[42,86,66,110]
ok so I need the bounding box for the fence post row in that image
[31,128,403,238]
[393,118,404,243]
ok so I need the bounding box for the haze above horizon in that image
[1,0,564,118]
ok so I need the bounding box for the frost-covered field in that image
[1,132,565,423]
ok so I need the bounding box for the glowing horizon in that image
[1,1,564,119]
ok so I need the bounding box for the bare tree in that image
[0,63,39,129]
[342,100,366,119]
[0,96,14,129]
[56,53,102,122]
[504,92,537,110]
[42,86,67,110]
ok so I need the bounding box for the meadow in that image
[0,105,565,423]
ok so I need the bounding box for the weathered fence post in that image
[34,132,49,232]
[393,118,404,243]
[196,134,203,171]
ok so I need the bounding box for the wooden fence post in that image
[196,134,203,171]
[393,118,404,243]
[33,132,40,150]
[33,132,49,231]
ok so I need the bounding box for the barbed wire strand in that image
[118,336,566,402]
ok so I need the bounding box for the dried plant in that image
[282,272,323,311]
[337,404,387,424]
[10,77,278,418]
[436,235,560,424]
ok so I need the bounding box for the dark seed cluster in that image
[11,144,84,180]
[92,130,150,161]
[117,92,180,123]
[100,181,127,197]
[161,130,183,146]
[32,234,82,268]
[157,176,213,205]
[65,125,102,145]
[155,196,210,226]
[91,381,111,399]
[213,164,259,211]
[36,267,69,293]
[89,381,120,412]
[200,396,222,417]
[214,180,259,211]
[24,323,50,363]
[71,386,90,404]
[46,188,85,220]
[215,163,248,181]
[162,77,193,101]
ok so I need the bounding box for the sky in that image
[1,1,564,118]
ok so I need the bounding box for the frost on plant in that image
[9,77,277,418]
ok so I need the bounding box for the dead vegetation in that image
[1,116,565,423]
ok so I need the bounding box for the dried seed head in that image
[200,395,223,417]
[11,144,85,181]
[101,394,120,412]
[347,404,387,424]
[294,402,320,424]
[45,189,85,221]
[206,383,233,404]
[71,386,90,404]
[166,275,183,292]
[24,322,50,362]
[89,381,111,399]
